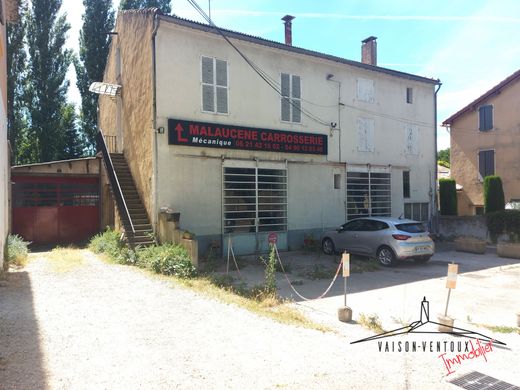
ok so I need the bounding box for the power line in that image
[185,0,331,127]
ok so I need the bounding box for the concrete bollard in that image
[338,306,352,322]
[437,315,454,332]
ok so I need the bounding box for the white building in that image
[99,9,440,255]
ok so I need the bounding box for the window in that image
[223,167,287,233]
[357,117,375,152]
[346,169,391,220]
[403,171,410,198]
[475,207,484,215]
[334,174,341,189]
[478,105,493,131]
[281,73,301,123]
[478,150,494,179]
[201,56,228,114]
[404,202,429,222]
[406,87,413,104]
[357,78,375,103]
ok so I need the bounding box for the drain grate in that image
[449,371,519,390]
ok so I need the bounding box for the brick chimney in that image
[361,36,377,66]
[282,15,295,46]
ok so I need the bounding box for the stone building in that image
[98,8,440,254]
[442,69,520,215]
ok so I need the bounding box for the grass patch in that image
[473,323,520,334]
[350,256,380,273]
[175,275,331,332]
[301,264,335,280]
[358,313,385,334]
[44,247,85,273]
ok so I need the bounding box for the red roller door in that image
[12,176,100,245]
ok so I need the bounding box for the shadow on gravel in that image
[226,242,520,303]
[0,272,47,389]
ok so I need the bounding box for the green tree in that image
[6,1,28,165]
[437,148,450,168]
[439,178,457,216]
[59,104,83,159]
[24,0,80,162]
[120,0,171,14]
[484,176,505,214]
[74,0,115,154]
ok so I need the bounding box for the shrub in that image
[5,234,30,269]
[136,244,196,278]
[484,176,505,214]
[486,210,520,243]
[89,228,132,264]
[439,178,457,215]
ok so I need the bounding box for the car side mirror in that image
[337,226,344,232]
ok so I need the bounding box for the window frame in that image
[201,55,229,115]
[280,72,302,124]
[478,149,495,181]
[403,170,410,199]
[478,104,493,131]
[406,87,413,104]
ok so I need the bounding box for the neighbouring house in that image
[1,0,20,269]
[97,8,440,255]
[442,69,520,216]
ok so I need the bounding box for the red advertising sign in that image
[168,118,327,155]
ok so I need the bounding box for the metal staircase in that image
[97,132,154,247]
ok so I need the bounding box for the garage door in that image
[12,176,100,245]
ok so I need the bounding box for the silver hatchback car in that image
[321,217,434,266]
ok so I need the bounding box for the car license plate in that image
[415,246,429,252]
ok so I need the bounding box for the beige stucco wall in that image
[98,10,155,224]
[450,79,520,215]
[153,19,436,235]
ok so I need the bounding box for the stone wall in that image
[99,9,155,226]
[438,215,488,241]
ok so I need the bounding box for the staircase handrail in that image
[96,131,135,234]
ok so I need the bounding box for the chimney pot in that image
[282,15,295,46]
[361,36,377,66]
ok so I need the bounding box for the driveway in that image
[0,247,519,389]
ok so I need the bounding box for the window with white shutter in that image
[357,78,375,103]
[405,124,419,155]
[357,117,375,152]
[201,56,228,114]
[281,73,301,123]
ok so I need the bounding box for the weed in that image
[391,316,411,327]
[136,244,197,278]
[358,313,385,334]
[263,244,277,294]
[275,259,292,274]
[5,234,30,270]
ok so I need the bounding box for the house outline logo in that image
[350,297,506,346]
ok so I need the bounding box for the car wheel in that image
[414,255,432,264]
[322,238,335,255]
[377,246,396,267]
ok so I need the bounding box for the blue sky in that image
[63,0,520,151]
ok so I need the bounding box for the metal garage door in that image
[12,176,100,245]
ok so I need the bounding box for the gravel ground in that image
[0,250,518,389]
